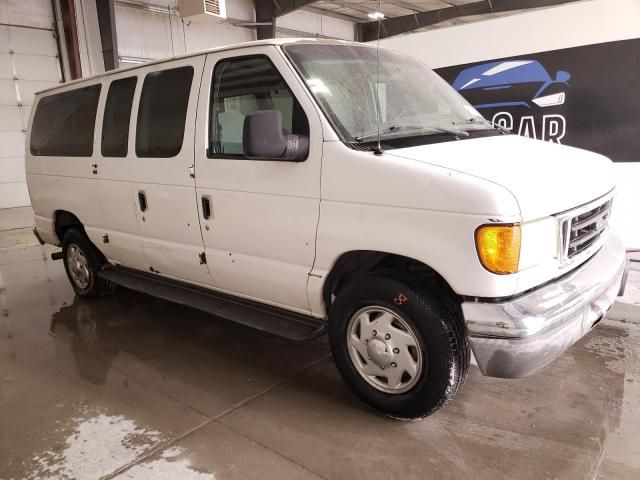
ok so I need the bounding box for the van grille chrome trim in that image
[556,195,613,265]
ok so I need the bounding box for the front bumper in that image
[462,234,627,378]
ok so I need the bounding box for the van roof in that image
[37,37,371,95]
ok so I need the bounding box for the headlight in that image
[475,224,521,274]
[532,92,566,107]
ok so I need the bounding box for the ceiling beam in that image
[254,0,318,39]
[95,0,119,71]
[254,0,275,39]
[360,0,582,42]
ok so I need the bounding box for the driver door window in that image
[209,55,309,157]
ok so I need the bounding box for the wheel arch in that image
[322,250,459,313]
[54,210,84,243]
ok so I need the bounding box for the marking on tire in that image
[394,293,408,305]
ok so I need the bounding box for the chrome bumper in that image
[462,234,627,379]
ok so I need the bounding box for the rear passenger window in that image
[102,77,137,157]
[30,85,101,157]
[136,66,194,158]
[209,56,309,156]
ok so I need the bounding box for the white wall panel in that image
[183,21,255,52]
[0,79,15,104]
[115,5,175,60]
[0,106,22,131]
[7,27,58,55]
[0,183,31,208]
[277,10,355,40]
[13,54,60,81]
[0,53,12,77]
[0,157,26,184]
[0,1,61,209]
[0,0,53,29]
[0,132,25,159]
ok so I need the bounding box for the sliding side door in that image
[129,56,211,284]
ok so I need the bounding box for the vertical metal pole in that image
[51,0,71,81]
[254,0,275,40]
[95,0,119,71]
[59,0,83,79]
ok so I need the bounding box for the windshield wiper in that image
[355,124,469,142]
[457,117,511,134]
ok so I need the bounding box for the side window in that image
[102,76,137,157]
[136,66,194,158]
[30,85,101,156]
[209,56,309,156]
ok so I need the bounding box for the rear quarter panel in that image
[25,83,103,245]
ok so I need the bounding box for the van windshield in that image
[283,43,491,143]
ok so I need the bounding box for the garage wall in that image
[0,0,62,209]
[276,9,355,40]
[380,0,640,247]
[113,1,355,66]
[114,0,256,66]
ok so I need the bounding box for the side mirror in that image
[242,110,309,161]
[555,70,571,83]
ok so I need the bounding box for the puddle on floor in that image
[113,446,215,480]
[24,411,215,480]
[26,413,162,479]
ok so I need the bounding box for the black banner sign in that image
[436,38,640,162]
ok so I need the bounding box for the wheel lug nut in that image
[385,333,391,340]
[391,362,397,368]
[380,366,385,370]
[393,348,399,354]
[365,339,369,344]
[372,330,377,336]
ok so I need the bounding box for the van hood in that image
[387,135,616,220]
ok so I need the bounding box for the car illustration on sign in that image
[451,60,571,110]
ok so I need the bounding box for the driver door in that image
[194,46,323,314]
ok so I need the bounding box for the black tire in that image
[329,272,469,419]
[62,229,115,297]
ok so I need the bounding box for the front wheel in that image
[329,273,469,419]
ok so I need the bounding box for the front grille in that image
[559,197,612,263]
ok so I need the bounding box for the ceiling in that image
[305,1,485,22]
[302,1,583,34]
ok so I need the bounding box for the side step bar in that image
[98,267,326,341]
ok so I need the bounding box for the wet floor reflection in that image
[1,234,639,479]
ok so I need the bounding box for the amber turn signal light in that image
[475,224,521,274]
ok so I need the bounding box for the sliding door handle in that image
[202,196,211,219]
[138,191,147,212]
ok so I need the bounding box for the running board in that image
[98,267,326,341]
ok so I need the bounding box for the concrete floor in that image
[1,207,639,480]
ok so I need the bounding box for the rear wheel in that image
[62,229,115,297]
[329,273,469,419]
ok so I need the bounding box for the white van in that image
[26,39,627,419]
